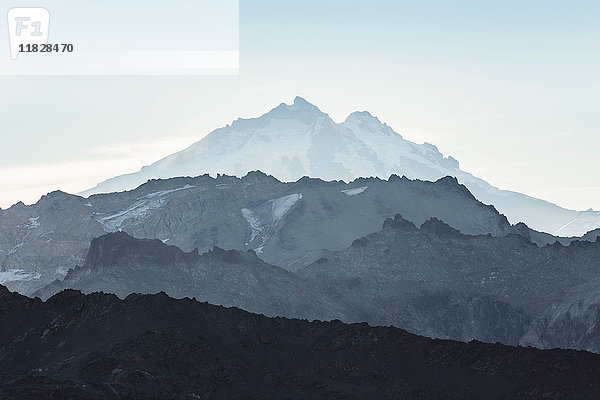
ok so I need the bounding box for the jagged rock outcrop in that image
[34,232,343,322]
[298,214,600,349]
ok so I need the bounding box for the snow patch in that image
[242,193,302,253]
[341,186,368,196]
[94,185,195,232]
[21,217,40,230]
[8,242,25,255]
[271,193,303,219]
[0,269,41,284]
[241,208,262,243]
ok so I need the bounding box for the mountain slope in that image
[0,191,106,295]
[2,285,600,399]
[35,220,600,352]
[297,214,600,351]
[81,97,600,236]
[34,232,343,321]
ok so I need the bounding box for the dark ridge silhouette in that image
[2,285,600,399]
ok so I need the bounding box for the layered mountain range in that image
[4,169,600,352]
[3,97,600,395]
[81,97,600,236]
[2,285,600,399]
[33,212,600,353]
[4,172,561,295]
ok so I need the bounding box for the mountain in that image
[81,97,600,236]
[34,232,343,321]
[0,191,106,294]
[583,227,600,241]
[4,172,551,295]
[298,214,600,352]
[2,285,600,399]
[35,218,600,352]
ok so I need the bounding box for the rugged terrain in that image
[4,168,600,354]
[299,214,600,351]
[3,172,553,294]
[2,285,600,400]
[35,232,343,321]
[36,214,600,352]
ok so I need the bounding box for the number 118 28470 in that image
[19,43,74,53]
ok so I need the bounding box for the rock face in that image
[299,214,600,351]
[36,217,600,353]
[2,285,600,400]
[3,172,543,294]
[80,97,600,236]
[0,191,106,294]
[34,232,342,321]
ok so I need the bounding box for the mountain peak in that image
[420,217,462,238]
[383,214,418,231]
[290,96,322,112]
[77,97,600,237]
[264,96,327,125]
[343,110,400,138]
[345,110,379,123]
[84,232,199,271]
[293,96,312,106]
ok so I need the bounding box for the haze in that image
[0,0,598,210]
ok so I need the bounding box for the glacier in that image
[241,193,302,253]
[342,186,368,196]
[93,185,196,232]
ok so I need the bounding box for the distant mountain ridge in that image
[81,97,600,236]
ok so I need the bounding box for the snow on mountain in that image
[342,186,368,196]
[81,97,599,236]
[93,184,196,232]
[241,193,302,253]
[0,269,40,284]
[555,209,600,237]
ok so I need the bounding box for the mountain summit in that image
[81,97,600,236]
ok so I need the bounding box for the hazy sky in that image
[1,0,599,210]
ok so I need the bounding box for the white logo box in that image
[1,0,239,75]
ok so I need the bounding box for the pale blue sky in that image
[1,0,599,209]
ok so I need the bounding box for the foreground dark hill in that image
[2,286,600,400]
[2,172,546,295]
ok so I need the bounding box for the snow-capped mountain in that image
[82,97,600,236]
